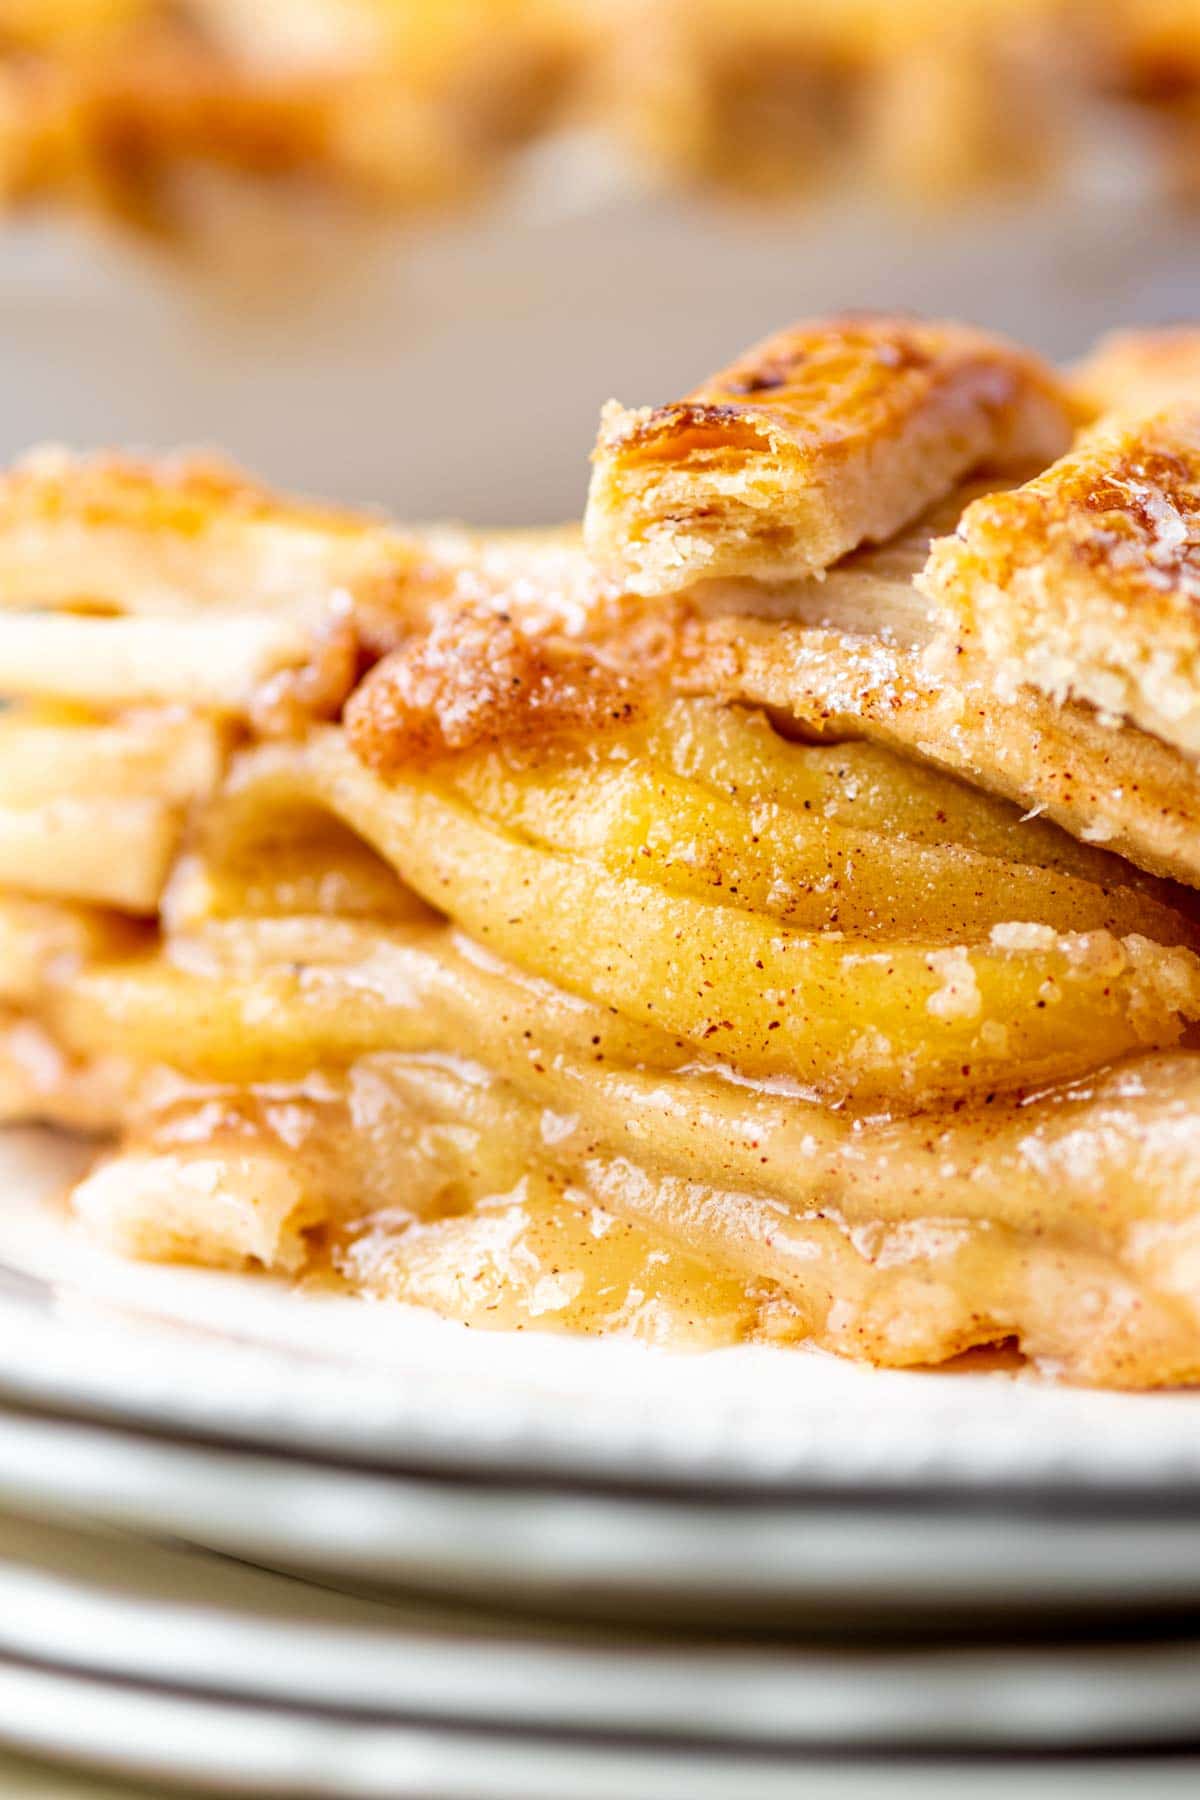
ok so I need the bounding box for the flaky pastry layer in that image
[585,314,1072,594]
[920,409,1200,759]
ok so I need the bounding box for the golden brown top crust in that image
[0,448,369,540]
[0,447,432,640]
[0,449,581,592]
[597,313,1064,470]
[0,450,624,646]
[923,408,1200,629]
[0,445,669,746]
[585,313,1072,593]
[1071,328,1200,421]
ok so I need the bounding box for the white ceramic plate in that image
[8,1508,1200,1752]
[7,1658,1200,1800]
[3,1643,1200,1800]
[3,1128,1200,1502]
[13,1399,1200,1624]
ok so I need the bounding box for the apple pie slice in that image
[8,315,1200,1387]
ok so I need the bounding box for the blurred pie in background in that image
[0,0,1198,231]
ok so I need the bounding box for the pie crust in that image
[585,315,1072,594]
[920,410,1200,758]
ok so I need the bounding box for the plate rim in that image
[8,1402,1200,1620]
[7,1510,1200,1748]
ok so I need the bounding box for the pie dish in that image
[6,312,1200,1389]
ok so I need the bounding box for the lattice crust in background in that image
[7,313,1200,1387]
[0,1,1199,229]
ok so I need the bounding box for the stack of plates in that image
[4,1126,1200,1797]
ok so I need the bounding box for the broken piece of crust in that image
[1071,327,1200,420]
[919,407,1200,759]
[584,313,1073,596]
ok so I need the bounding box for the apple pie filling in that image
[6,313,1200,1385]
